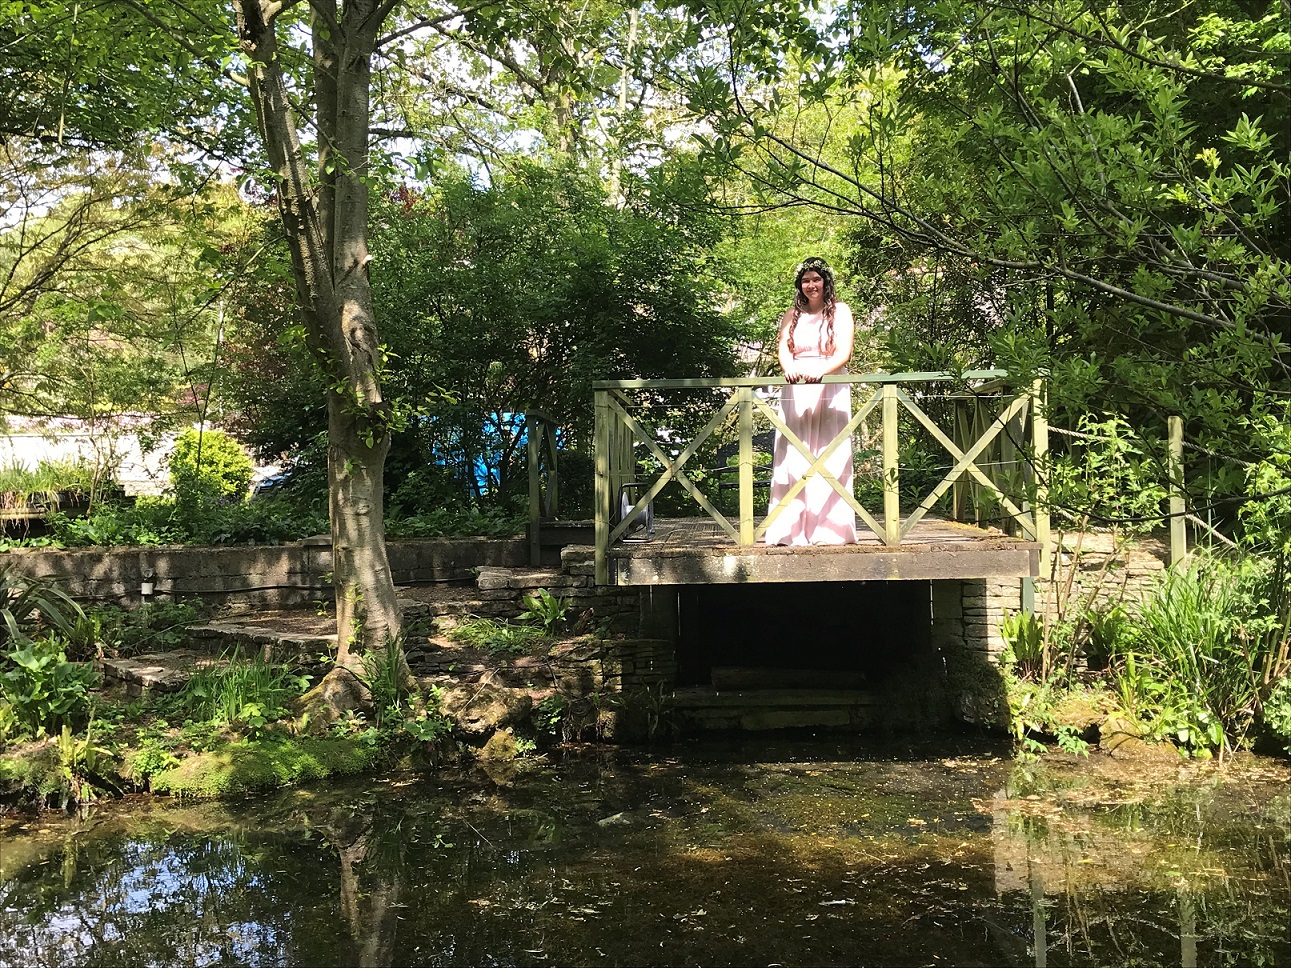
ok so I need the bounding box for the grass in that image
[448,616,552,655]
[163,651,312,734]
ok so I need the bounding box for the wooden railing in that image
[593,372,1049,584]
[525,410,560,566]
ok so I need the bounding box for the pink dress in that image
[763,316,858,546]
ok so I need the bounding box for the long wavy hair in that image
[788,256,837,357]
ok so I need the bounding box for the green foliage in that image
[1239,407,1291,554]
[48,493,330,547]
[63,612,102,663]
[449,617,551,656]
[534,694,569,737]
[1053,724,1091,758]
[385,506,525,539]
[1110,555,1289,756]
[166,652,311,737]
[0,568,82,648]
[125,737,182,782]
[1084,603,1139,670]
[169,428,255,507]
[1000,611,1045,680]
[402,691,452,745]
[1048,415,1169,533]
[0,459,105,508]
[1261,677,1291,756]
[361,637,409,729]
[223,163,740,512]
[0,636,98,742]
[517,589,570,634]
[688,0,1290,533]
[42,493,511,548]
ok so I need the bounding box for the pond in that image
[1,735,1288,967]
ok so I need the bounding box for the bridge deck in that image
[605,515,1038,584]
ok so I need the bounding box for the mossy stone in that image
[149,735,377,798]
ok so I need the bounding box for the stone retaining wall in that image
[934,577,1024,728]
[1036,530,1170,621]
[0,537,530,606]
[470,560,649,640]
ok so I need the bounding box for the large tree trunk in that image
[236,0,402,675]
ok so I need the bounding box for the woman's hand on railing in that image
[784,368,822,385]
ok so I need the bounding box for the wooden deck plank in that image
[606,515,1039,584]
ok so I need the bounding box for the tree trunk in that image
[235,0,402,672]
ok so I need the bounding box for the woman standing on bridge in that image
[763,256,859,546]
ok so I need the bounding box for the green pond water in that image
[1,735,1288,967]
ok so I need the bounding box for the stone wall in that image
[0,537,531,606]
[470,562,647,638]
[934,577,1023,728]
[1036,530,1170,622]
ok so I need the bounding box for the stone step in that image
[671,686,878,732]
[710,666,870,690]
[476,565,576,590]
[187,621,338,663]
[99,650,230,697]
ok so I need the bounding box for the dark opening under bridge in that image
[529,370,1050,588]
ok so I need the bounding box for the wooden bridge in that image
[529,371,1050,586]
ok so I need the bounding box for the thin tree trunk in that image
[235,0,402,668]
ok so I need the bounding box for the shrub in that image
[169,428,254,506]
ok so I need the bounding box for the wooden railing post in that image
[738,386,754,546]
[881,383,900,545]
[527,412,541,566]
[545,424,559,517]
[594,391,611,585]
[1169,415,1186,566]
[1032,379,1050,578]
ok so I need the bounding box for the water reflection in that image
[1,739,1287,967]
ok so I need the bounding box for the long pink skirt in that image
[764,382,858,546]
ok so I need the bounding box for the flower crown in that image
[795,256,833,280]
